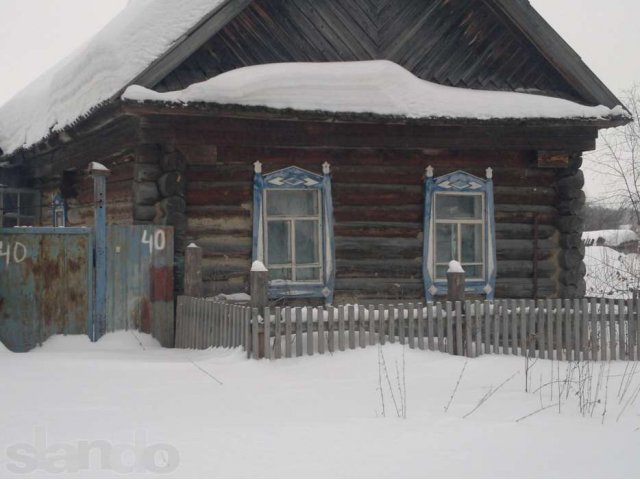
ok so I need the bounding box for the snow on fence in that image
[174,296,640,362]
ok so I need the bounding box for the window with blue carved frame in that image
[423,168,496,300]
[252,162,336,304]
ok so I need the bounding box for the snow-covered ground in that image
[1,332,638,477]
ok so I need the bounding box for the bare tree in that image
[586,85,640,226]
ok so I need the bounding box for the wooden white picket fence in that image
[174,296,640,362]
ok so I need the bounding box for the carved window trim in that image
[423,168,496,300]
[252,162,336,304]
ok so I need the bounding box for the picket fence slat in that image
[174,296,637,363]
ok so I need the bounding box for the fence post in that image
[184,243,203,297]
[447,261,465,355]
[90,162,110,342]
[250,261,269,359]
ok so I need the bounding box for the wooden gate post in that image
[184,243,203,297]
[447,261,465,355]
[250,260,269,359]
[90,162,110,342]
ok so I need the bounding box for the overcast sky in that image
[0,0,638,200]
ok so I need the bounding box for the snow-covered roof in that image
[582,229,639,247]
[0,0,224,156]
[122,61,627,122]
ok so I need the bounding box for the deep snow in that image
[123,60,627,123]
[0,331,638,477]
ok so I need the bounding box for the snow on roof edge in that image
[0,0,224,157]
[121,61,630,123]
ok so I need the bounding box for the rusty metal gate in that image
[0,225,174,352]
[107,225,174,347]
[0,228,93,352]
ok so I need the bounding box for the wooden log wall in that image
[179,144,567,302]
[38,154,135,227]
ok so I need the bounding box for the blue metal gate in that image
[0,228,93,352]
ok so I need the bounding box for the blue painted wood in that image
[252,164,336,304]
[423,169,496,301]
[0,228,93,352]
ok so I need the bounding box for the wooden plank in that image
[307,307,314,356]
[455,302,463,356]
[274,307,282,359]
[446,302,454,354]
[285,307,293,358]
[474,300,481,357]
[251,308,259,360]
[545,299,553,360]
[317,306,325,355]
[426,302,435,351]
[609,298,617,361]
[589,298,597,361]
[359,306,367,349]
[244,307,251,357]
[327,307,335,353]
[555,299,563,361]
[528,300,536,359]
[348,305,356,350]
[368,304,376,347]
[389,304,396,344]
[464,301,472,357]
[635,297,640,361]
[437,302,444,352]
[484,300,491,355]
[378,304,386,346]
[417,303,425,351]
[630,298,638,361]
[573,299,581,361]
[398,303,405,345]
[263,307,271,360]
[502,299,510,355]
[599,299,607,361]
[564,299,572,362]
[519,299,527,357]
[494,300,501,354]
[295,307,303,357]
[408,303,416,349]
[338,306,346,351]
[618,298,626,360]
[536,300,545,359]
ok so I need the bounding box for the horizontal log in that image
[187,185,251,205]
[203,278,248,296]
[186,165,253,183]
[134,205,156,221]
[160,150,186,172]
[496,238,557,261]
[335,277,423,294]
[336,258,422,278]
[495,279,557,298]
[495,223,556,240]
[335,205,423,223]
[134,162,162,182]
[333,185,423,206]
[133,181,160,206]
[336,237,421,260]
[334,222,421,238]
[158,171,186,197]
[496,260,556,277]
[493,186,557,206]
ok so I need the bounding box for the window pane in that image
[436,224,457,263]
[461,224,483,263]
[436,194,482,220]
[269,268,292,281]
[462,264,483,278]
[267,190,318,216]
[296,267,321,281]
[267,221,291,265]
[3,193,18,214]
[19,193,37,217]
[295,220,319,265]
[436,264,448,279]
[2,216,17,228]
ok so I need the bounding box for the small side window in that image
[0,188,39,227]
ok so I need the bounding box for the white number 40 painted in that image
[141,229,166,254]
[0,241,27,266]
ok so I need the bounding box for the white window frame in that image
[264,188,324,283]
[433,191,485,281]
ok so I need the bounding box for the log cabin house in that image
[0,0,630,305]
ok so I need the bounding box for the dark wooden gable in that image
[152,0,583,103]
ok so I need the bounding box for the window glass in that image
[295,220,319,265]
[436,223,457,263]
[19,193,37,217]
[269,267,292,281]
[267,221,291,264]
[436,194,482,220]
[462,264,483,278]
[267,190,318,216]
[3,193,18,214]
[461,224,483,263]
[296,267,321,281]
